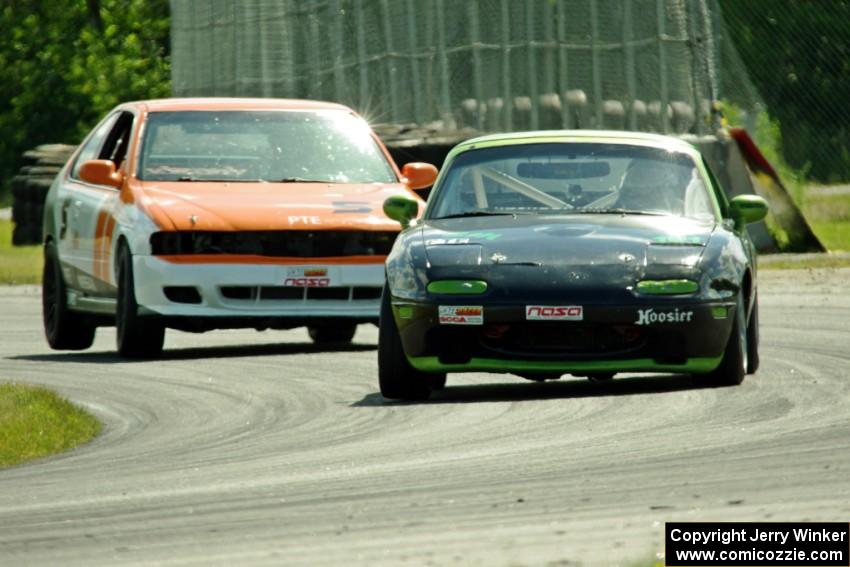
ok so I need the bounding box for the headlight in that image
[427,280,488,295]
[635,279,699,295]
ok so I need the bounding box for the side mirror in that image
[402,162,438,191]
[383,195,419,229]
[78,159,124,189]
[729,194,768,228]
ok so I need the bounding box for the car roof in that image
[119,97,354,113]
[448,129,699,159]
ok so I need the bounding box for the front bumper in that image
[392,297,735,375]
[133,255,384,318]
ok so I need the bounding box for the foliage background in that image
[719,0,850,183]
[0,0,171,204]
[1,0,848,206]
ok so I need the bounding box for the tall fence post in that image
[556,0,570,128]
[687,0,705,134]
[699,0,721,131]
[331,0,345,103]
[527,0,540,129]
[436,0,453,127]
[590,0,603,127]
[308,0,322,100]
[469,1,484,130]
[656,0,670,132]
[381,0,400,123]
[623,0,638,130]
[501,0,513,131]
[355,0,369,111]
[405,0,423,124]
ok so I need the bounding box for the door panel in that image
[62,111,136,296]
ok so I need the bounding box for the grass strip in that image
[0,382,101,468]
[759,254,850,270]
[801,187,850,252]
[0,219,42,285]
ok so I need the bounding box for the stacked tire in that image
[11,144,76,245]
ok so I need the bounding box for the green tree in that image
[0,0,170,203]
[720,0,850,182]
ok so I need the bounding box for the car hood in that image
[137,181,415,231]
[417,214,715,295]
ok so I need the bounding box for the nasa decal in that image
[525,305,583,321]
[284,267,331,287]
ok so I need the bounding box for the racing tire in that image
[378,286,441,401]
[745,293,760,374]
[308,322,357,345]
[702,292,747,387]
[42,242,96,350]
[425,374,447,390]
[116,244,165,358]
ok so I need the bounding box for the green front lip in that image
[406,356,722,374]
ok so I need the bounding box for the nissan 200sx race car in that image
[378,130,769,400]
[42,98,437,357]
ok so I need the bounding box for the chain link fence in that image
[718,0,850,184]
[171,0,740,135]
[170,1,849,185]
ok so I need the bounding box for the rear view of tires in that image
[701,292,747,387]
[746,293,760,374]
[116,244,165,358]
[378,286,443,401]
[42,242,96,350]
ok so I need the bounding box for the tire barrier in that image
[11,144,75,246]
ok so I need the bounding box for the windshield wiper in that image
[272,177,330,183]
[435,211,526,220]
[566,208,669,216]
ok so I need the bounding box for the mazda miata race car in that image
[379,131,768,400]
[41,98,436,357]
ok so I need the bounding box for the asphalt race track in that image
[1,268,849,566]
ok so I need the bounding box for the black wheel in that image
[378,285,441,401]
[702,292,747,387]
[116,244,165,358]
[42,242,95,350]
[307,322,357,345]
[746,292,760,374]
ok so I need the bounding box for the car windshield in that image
[137,110,396,183]
[428,142,716,221]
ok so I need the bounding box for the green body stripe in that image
[407,356,722,374]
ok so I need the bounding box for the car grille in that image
[220,285,382,302]
[425,323,646,362]
[483,323,644,355]
[151,231,397,257]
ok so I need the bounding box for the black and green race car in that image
[379,130,769,400]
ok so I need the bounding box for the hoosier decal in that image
[438,305,483,325]
[635,308,694,325]
[526,305,583,321]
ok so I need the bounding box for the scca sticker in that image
[438,305,483,325]
[526,305,583,321]
[284,267,330,287]
[635,308,694,325]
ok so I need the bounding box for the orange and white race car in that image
[41,98,436,357]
